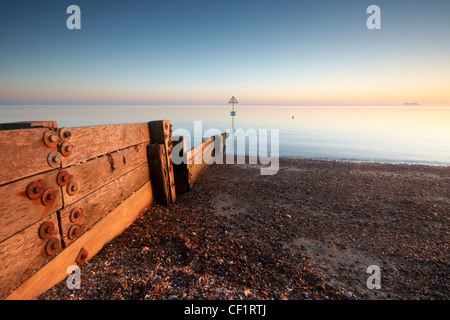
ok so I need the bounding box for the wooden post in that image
[172,136,189,194]
[148,120,176,205]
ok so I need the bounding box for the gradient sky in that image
[1,0,449,105]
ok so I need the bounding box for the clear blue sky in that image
[1,0,449,105]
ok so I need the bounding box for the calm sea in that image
[1,105,449,166]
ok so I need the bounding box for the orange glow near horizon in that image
[1,65,449,106]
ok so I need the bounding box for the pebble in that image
[37,158,449,301]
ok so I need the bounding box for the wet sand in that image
[39,158,449,300]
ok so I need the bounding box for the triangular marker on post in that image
[228,96,238,104]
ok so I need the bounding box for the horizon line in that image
[1,102,449,107]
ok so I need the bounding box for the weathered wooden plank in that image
[61,123,150,168]
[0,121,58,131]
[148,144,172,206]
[148,120,176,204]
[172,136,189,194]
[61,142,149,207]
[6,181,153,300]
[0,169,62,243]
[59,163,150,246]
[0,212,62,299]
[187,138,215,189]
[0,128,59,186]
[188,137,214,166]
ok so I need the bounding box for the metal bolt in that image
[45,237,60,256]
[47,151,61,168]
[26,180,45,200]
[67,181,79,196]
[43,131,59,147]
[38,221,55,239]
[41,188,57,206]
[70,208,84,223]
[60,141,73,157]
[59,127,72,141]
[76,248,89,266]
[57,170,72,187]
[68,224,82,240]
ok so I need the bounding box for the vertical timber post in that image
[171,136,189,195]
[148,120,176,205]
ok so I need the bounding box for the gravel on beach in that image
[39,158,449,300]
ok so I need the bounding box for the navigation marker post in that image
[229,96,238,131]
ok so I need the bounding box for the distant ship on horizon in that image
[403,102,420,106]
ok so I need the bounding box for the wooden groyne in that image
[0,120,226,300]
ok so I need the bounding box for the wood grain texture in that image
[0,170,62,243]
[187,138,215,189]
[0,121,58,131]
[0,128,59,186]
[61,123,150,168]
[6,181,153,300]
[188,137,214,166]
[0,212,61,299]
[148,144,172,206]
[148,120,176,203]
[59,163,150,246]
[61,142,148,207]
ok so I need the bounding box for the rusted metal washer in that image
[60,141,73,157]
[43,130,59,148]
[41,188,57,206]
[45,237,61,256]
[68,224,82,240]
[26,179,45,200]
[47,151,61,168]
[70,207,84,223]
[57,170,72,187]
[59,127,72,141]
[67,181,79,196]
[38,221,55,240]
[75,248,89,266]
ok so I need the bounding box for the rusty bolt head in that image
[76,248,89,266]
[60,141,73,157]
[26,180,45,200]
[67,181,78,196]
[68,224,82,240]
[70,208,84,223]
[41,188,57,206]
[47,151,61,168]
[38,221,55,239]
[43,131,59,148]
[57,170,72,187]
[45,237,60,256]
[59,127,72,141]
